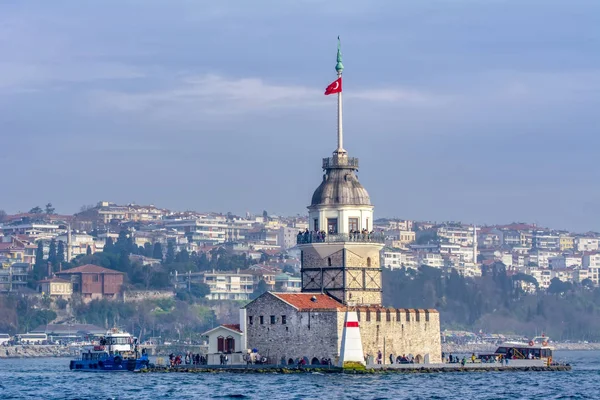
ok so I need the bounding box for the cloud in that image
[0,62,145,92]
[89,73,443,118]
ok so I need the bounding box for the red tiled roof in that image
[221,324,242,333]
[272,293,344,311]
[57,264,123,275]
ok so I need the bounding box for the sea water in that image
[0,350,596,399]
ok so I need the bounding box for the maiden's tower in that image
[243,39,442,366]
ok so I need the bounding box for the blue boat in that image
[69,328,149,372]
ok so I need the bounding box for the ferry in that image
[69,328,149,372]
[479,335,554,365]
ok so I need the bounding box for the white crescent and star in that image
[332,81,339,90]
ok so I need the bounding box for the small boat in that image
[69,328,149,372]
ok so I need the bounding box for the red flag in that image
[324,77,342,95]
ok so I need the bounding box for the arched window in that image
[367,257,372,267]
[328,257,332,266]
[217,336,225,352]
[386,309,391,322]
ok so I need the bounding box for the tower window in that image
[270,315,276,324]
[248,316,253,325]
[328,257,332,266]
[367,257,372,267]
[327,218,338,234]
[260,316,264,325]
[349,218,359,232]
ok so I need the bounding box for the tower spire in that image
[335,36,346,156]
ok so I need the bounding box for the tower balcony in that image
[297,231,385,245]
[322,157,359,169]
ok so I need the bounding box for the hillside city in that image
[1,200,599,344]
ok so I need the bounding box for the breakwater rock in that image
[0,345,71,359]
[138,363,571,374]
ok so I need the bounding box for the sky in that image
[1,0,600,232]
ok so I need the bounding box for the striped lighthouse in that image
[339,310,365,367]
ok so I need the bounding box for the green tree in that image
[86,245,92,256]
[152,242,163,260]
[165,241,175,264]
[251,279,269,299]
[45,203,56,214]
[143,242,153,257]
[176,249,190,263]
[29,206,43,214]
[0,210,7,222]
[33,241,47,281]
[56,240,65,264]
[103,237,114,253]
[48,239,57,271]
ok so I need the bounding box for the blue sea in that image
[0,351,596,399]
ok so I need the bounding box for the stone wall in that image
[245,293,339,364]
[347,308,442,364]
[122,290,175,302]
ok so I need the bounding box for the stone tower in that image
[297,38,384,306]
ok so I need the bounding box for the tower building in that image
[242,39,441,366]
[298,40,384,306]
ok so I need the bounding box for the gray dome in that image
[311,168,371,207]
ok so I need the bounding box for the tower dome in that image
[310,158,371,207]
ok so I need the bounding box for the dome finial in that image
[335,36,344,73]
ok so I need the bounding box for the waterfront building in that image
[243,41,441,366]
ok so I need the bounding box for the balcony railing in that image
[322,157,359,169]
[297,232,385,245]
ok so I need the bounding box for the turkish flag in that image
[324,77,342,95]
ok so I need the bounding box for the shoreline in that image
[0,345,71,359]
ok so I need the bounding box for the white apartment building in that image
[582,253,600,285]
[548,255,582,270]
[164,217,228,244]
[437,226,475,246]
[575,237,599,252]
[382,249,418,270]
[418,253,445,268]
[528,249,559,269]
[203,271,254,300]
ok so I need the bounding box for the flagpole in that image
[335,36,345,155]
[338,69,343,153]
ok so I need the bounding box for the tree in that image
[33,241,47,281]
[48,239,57,271]
[251,279,269,299]
[0,210,6,223]
[143,242,153,257]
[45,203,56,215]
[56,240,65,264]
[103,237,114,253]
[548,278,572,295]
[262,210,268,220]
[29,206,43,214]
[165,241,175,264]
[152,242,163,260]
[176,249,190,263]
[86,245,92,256]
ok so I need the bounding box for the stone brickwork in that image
[245,293,441,366]
[244,293,340,364]
[348,308,442,364]
[301,244,383,305]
